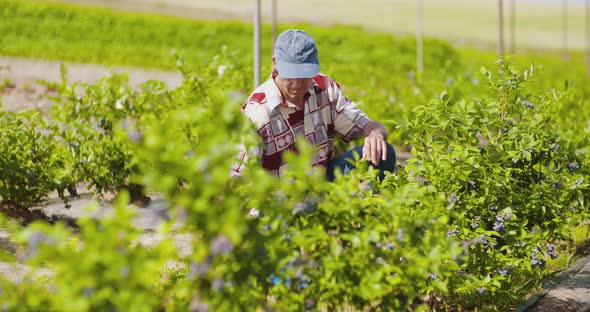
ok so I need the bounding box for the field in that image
[1,0,589,311]
[45,0,590,52]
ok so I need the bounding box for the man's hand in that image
[362,121,388,166]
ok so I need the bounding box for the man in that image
[234,29,396,181]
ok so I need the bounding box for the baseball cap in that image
[274,30,320,79]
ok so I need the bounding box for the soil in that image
[0,56,183,113]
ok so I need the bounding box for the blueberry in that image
[493,221,505,234]
[211,278,224,291]
[83,287,94,298]
[120,266,130,277]
[546,244,558,259]
[415,176,429,185]
[567,161,580,172]
[447,193,457,206]
[446,228,459,237]
[552,181,564,188]
[210,234,233,255]
[445,77,455,87]
[497,268,509,276]
[521,100,535,109]
[396,229,405,243]
[480,235,489,247]
[127,130,142,142]
[530,252,546,269]
[299,278,311,289]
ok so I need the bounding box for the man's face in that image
[274,76,313,103]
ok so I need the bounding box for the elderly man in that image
[234,29,396,181]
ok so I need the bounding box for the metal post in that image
[562,0,568,61]
[509,0,515,54]
[272,0,277,53]
[586,0,589,77]
[416,0,423,75]
[254,0,261,88]
[498,0,505,62]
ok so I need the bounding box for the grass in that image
[50,0,590,52]
[0,0,471,86]
[3,0,587,77]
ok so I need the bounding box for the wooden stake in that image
[272,0,277,53]
[254,0,261,88]
[586,0,590,77]
[509,0,515,55]
[563,0,568,61]
[498,0,505,62]
[416,0,423,75]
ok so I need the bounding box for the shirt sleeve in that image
[236,93,283,175]
[329,79,371,143]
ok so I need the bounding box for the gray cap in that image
[274,30,320,79]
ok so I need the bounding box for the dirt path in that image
[0,56,183,112]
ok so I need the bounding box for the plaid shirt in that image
[233,71,371,177]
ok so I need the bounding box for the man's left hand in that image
[362,122,388,166]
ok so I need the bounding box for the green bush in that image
[0,3,588,307]
[0,106,74,209]
[402,62,589,310]
[0,193,177,311]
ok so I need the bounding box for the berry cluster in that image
[492,211,511,234]
[479,235,497,251]
[546,243,559,260]
[496,268,510,277]
[567,161,580,172]
[446,228,460,237]
[470,216,481,229]
[521,100,536,109]
[376,241,396,251]
[530,247,546,269]
[552,181,564,188]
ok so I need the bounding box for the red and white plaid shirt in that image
[232,71,371,177]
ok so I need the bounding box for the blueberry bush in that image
[0,56,587,311]
[0,2,588,308]
[401,62,589,310]
[0,105,75,210]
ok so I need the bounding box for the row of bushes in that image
[0,54,588,310]
[0,1,588,310]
